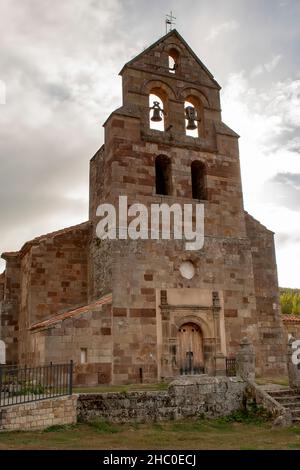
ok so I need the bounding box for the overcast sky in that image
[0,0,299,287]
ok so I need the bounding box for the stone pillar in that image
[287,335,300,389]
[236,337,255,381]
[215,352,226,376]
[0,340,5,364]
[212,291,221,353]
[203,338,215,375]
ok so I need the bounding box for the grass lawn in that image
[74,377,290,394]
[255,376,289,387]
[1,419,300,450]
[73,382,169,394]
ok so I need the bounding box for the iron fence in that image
[226,357,237,377]
[180,365,205,375]
[179,353,205,375]
[0,361,73,408]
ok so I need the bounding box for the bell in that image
[150,101,163,122]
[185,106,197,130]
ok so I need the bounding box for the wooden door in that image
[177,323,204,374]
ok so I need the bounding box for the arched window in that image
[155,155,172,196]
[149,93,165,131]
[168,48,179,74]
[191,161,206,200]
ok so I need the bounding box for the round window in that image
[179,261,195,280]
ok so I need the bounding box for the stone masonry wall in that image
[30,297,113,385]
[245,213,287,376]
[0,273,4,348]
[0,273,4,301]
[283,317,300,340]
[0,395,77,431]
[77,376,246,424]
[17,223,90,365]
[0,254,21,364]
[90,117,260,382]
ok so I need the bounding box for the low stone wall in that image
[77,376,246,424]
[0,395,77,431]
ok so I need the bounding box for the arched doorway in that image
[177,323,204,375]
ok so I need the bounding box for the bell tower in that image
[88,30,287,384]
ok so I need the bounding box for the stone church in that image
[0,30,287,385]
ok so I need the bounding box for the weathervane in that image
[165,11,176,34]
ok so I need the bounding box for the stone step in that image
[268,390,298,398]
[291,409,300,418]
[272,396,300,402]
[277,402,300,409]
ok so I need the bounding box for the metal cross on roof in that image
[165,11,176,34]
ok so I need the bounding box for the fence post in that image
[69,360,73,395]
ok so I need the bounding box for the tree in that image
[280,288,300,315]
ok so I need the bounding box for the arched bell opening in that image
[177,323,204,375]
[184,95,204,138]
[149,88,167,132]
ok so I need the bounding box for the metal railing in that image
[180,365,205,375]
[226,357,237,377]
[0,361,73,408]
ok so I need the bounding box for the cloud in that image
[0,0,299,288]
[273,172,300,188]
[0,80,6,105]
[264,172,300,211]
[276,231,300,246]
[251,54,282,77]
[0,0,132,272]
[221,71,300,287]
[206,20,239,42]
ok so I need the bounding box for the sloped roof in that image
[282,314,300,323]
[214,122,239,138]
[119,29,221,89]
[1,221,91,260]
[30,293,112,331]
[244,211,274,235]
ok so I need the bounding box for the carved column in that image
[159,290,170,378]
[212,291,226,375]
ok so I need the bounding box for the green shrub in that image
[218,404,272,425]
[19,383,45,396]
[43,424,75,433]
[88,420,119,434]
